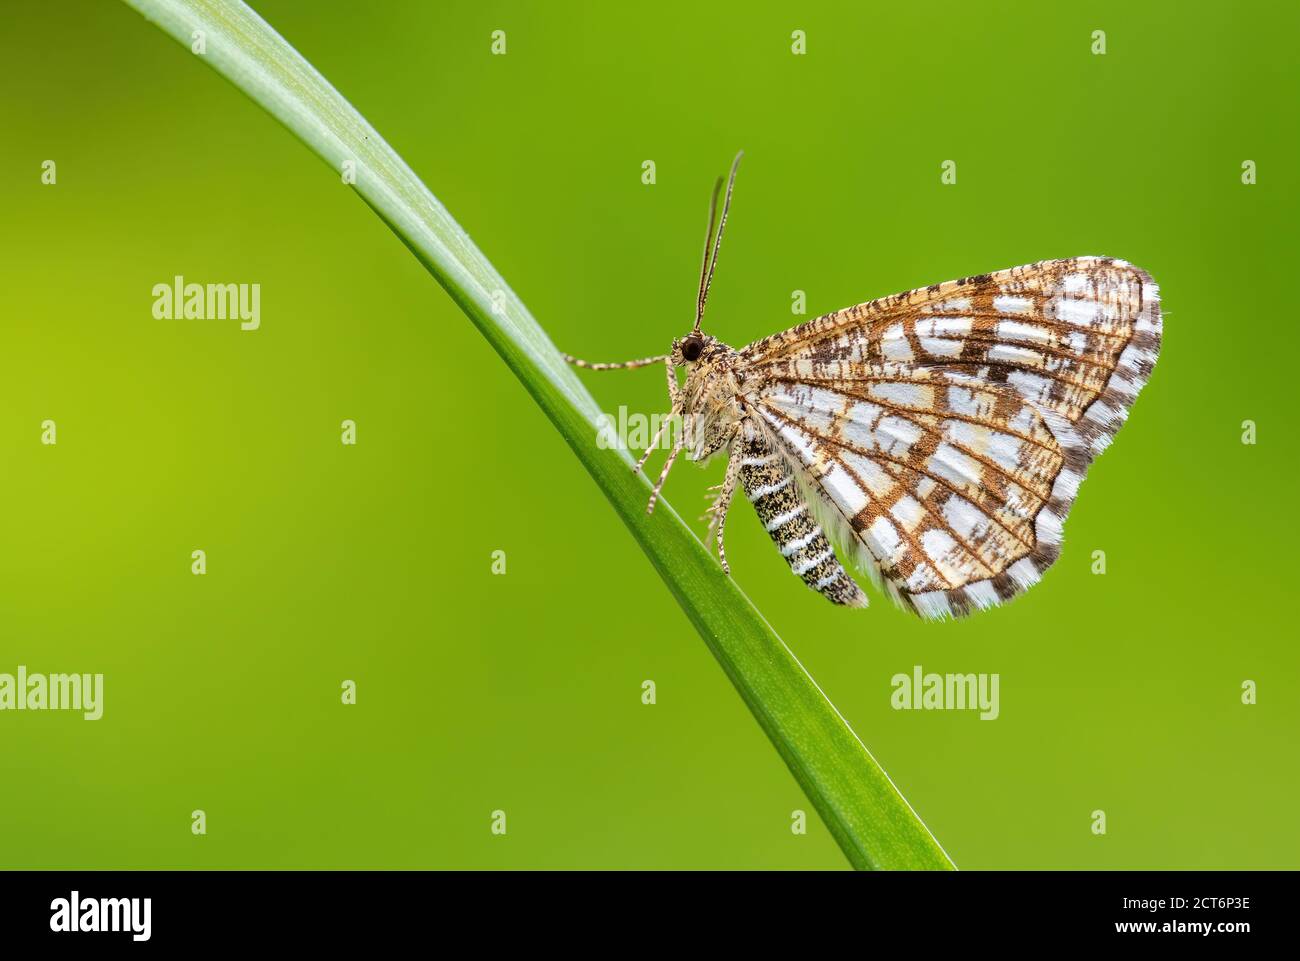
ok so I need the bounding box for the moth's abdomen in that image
[738,422,866,607]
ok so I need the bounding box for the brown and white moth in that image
[566,153,1162,619]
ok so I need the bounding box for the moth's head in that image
[671,331,721,367]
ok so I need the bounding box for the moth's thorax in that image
[675,335,742,463]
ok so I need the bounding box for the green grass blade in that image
[120,0,955,870]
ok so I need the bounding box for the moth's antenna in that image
[694,177,723,331]
[694,150,743,331]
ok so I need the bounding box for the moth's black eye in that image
[681,338,703,362]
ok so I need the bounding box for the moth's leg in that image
[634,404,679,474]
[567,352,681,474]
[635,354,691,475]
[563,353,668,371]
[699,482,722,509]
[705,441,744,575]
[630,355,688,473]
[663,354,683,409]
[645,434,683,514]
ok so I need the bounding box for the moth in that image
[565,153,1162,619]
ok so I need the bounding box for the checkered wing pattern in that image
[741,258,1161,618]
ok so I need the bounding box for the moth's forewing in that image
[738,257,1161,618]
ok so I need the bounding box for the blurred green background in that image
[1,0,1295,869]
